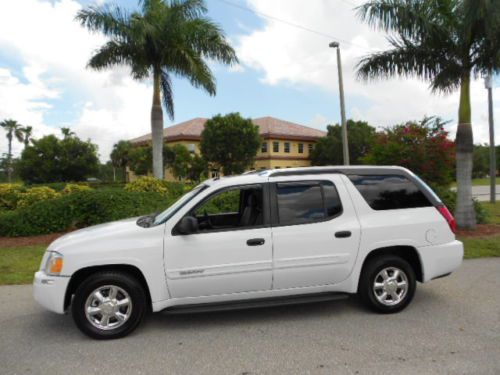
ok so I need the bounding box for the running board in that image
[163,292,349,314]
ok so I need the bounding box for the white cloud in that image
[0,0,152,161]
[237,0,499,143]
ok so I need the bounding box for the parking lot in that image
[0,258,499,375]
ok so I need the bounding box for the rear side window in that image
[276,181,342,225]
[348,174,432,210]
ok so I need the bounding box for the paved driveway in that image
[1,259,499,375]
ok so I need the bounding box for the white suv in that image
[34,166,463,339]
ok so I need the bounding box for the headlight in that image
[44,252,64,276]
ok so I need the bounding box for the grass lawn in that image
[0,246,45,285]
[482,201,500,225]
[458,235,500,259]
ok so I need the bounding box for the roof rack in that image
[268,168,343,177]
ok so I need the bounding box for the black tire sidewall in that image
[71,272,146,339]
[359,255,416,314]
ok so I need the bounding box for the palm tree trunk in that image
[7,133,12,183]
[455,74,476,229]
[151,70,164,179]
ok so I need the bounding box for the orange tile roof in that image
[129,116,326,145]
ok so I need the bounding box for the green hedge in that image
[0,189,172,237]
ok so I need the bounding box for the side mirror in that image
[176,216,199,235]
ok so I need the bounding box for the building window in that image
[261,142,268,153]
[188,143,196,153]
[308,143,313,153]
[284,142,290,153]
[275,166,281,169]
[298,143,304,154]
[273,141,280,153]
[211,170,219,178]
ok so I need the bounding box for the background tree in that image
[473,144,490,179]
[110,140,132,182]
[168,144,208,181]
[200,113,260,175]
[77,0,238,180]
[22,126,33,148]
[0,119,24,182]
[60,127,75,139]
[311,119,376,166]
[18,134,99,183]
[357,0,500,229]
[128,146,153,176]
[364,117,455,187]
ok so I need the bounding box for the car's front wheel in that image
[359,255,416,313]
[71,272,147,339]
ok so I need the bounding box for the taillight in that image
[436,205,457,234]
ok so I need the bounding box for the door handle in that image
[247,238,265,246]
[335,231,351,238]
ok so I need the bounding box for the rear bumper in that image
[417,240,464,282]
[33,271,70,314]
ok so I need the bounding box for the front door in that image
[270,175,361,289]
[164,183,273,299]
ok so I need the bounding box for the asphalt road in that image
[1,259,499,375]
[466,185,499,202]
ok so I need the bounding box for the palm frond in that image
[356,0,453,40]
[75,4,132,38]
[160,70,175,120]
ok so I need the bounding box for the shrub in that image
[124,176,168,195]
[433,186,488,224]
[364,117,455,187]
[17,186,59,209]
[0,184,24,210]
[0,189,172,236]
[62,183,92,195]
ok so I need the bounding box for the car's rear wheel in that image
[359,255,416,313]
[71,272,147,339]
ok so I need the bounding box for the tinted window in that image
[276,181,342,225]
[348,174,432,210]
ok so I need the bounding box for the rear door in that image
[270,174,361,289]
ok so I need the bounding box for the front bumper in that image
[33,271,70,314]
[418,240,464,282]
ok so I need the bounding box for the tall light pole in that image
[329,41,349,165]
[485,72,496,203]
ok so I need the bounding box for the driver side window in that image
[191,185,264,232]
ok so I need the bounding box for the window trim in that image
[172,183,271,235]
[269,180,343,228]
[273,141,280,153]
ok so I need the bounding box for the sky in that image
[0,0,498,162]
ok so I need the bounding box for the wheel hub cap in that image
[373,267,409,306]
[84,285,132,331]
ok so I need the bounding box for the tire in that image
[358,255,416,314]
[71,271,147,339]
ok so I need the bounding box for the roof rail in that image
[268,168,343,177]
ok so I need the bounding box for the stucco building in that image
[128,116,326,181]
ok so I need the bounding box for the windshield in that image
[153,184,208,225]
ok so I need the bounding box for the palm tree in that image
[60,127,75,138]
[22,126,33,148]
[76,0,238,179]
[110,140,132,182]
[0,119,24,182]
[356,0,500,229]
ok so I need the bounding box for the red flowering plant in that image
[364,117,455,187]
